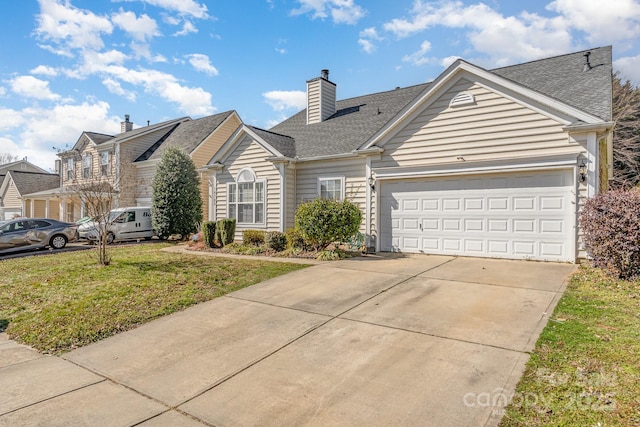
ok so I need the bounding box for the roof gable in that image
[136,111,237,162]
[207,124,293,167]
[2,170,60,197]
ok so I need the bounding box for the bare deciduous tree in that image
[0,153,20,165]
[611,72,640,188]
[73,179,119,265]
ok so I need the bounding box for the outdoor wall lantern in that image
[578,160,587,183]
[369,175,376,191]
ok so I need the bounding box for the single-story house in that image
[0,170,60,220]
[202,46,613,262]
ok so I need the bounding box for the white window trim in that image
[227,168,267,226]
[317,176,345,201]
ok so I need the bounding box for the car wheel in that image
[106,232,115,245]
[50,234,67,249]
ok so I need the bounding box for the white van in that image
[79,207,155,243]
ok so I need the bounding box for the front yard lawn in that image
[0,243,309,354]
[500,265,640,426]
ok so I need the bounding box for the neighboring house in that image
[23,112,241,222]
[202,46,613,262]
[0,158,49,175]
[0,170,60,220]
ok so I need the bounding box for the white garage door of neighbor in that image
[379,170,575,262]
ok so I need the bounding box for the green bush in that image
[317,248,348,261]
[580,189,640,279]
[221,242,265,256]
[151,146,202,238]
[285,228,306,250]
[215,218,236,247]
[266,231,287,252]
[202,221,217,248]
[295,199,363,250]
[243,229,265,246]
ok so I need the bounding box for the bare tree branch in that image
[612,71,640,188]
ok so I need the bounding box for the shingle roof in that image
[268,46,612,159]
[85,132,114,145]
[492,46,612,121]
[269,84,428,158]
[110,116,190,145]
[8,171,60,196]
[246,126,297,158]
[137,112,235,162]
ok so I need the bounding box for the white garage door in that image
[379,170,575,262]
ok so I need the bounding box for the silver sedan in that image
[0,218,79,254]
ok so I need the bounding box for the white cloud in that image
[0,87,6,97]
[137,0,209,19]
[102,78,137,102]
[35,0,113,54]
[0,101,121,169]
[402,40,432,66]
[112,9,159,41]
[441,55,461,68]
[173,20,197,36]
[0,108,25,131]
[614,55,640,87]
[186,54,219,76]
[358,27,382,53]
[30,65,58,77]
[547,0,640,46]
[383,1,573,66]
[10,76,61,101]
[275,47,288,54]
[263,90,306,111]
[291,0,365,24]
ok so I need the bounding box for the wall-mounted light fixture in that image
[578,159,587,183]
[369,175,376,191]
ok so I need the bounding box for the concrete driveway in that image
[0,254,576,426]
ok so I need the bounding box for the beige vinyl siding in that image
[285,165,296,229]
[307,80,321,124]
[375,79,579,169]
[295,157,367,233]
[191,114,241,221]
[33,200,46,217]
[134,163,156,203]
[216,135,281,240]
[3,181,22,208]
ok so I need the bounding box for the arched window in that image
[227,168,265,224]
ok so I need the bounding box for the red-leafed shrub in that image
[580,189,640,279]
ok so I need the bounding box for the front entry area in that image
[379,169,575,262]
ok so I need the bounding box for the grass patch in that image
[0,243,309,354]
[500,264,640,426]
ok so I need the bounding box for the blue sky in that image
[1,0,639,170]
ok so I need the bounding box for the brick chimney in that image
[306,69,336,125]
[121,114,133,133]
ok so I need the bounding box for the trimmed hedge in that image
[215,218,236,247]
[295,198,363,250]
[243,229,265,246]
[202,221,217,248]
[580,189,640,279]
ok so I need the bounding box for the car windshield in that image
[0,221,6,228]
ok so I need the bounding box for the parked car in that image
[0,218,79,254]
[78,207,155,244]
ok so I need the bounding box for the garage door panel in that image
[380,170,574,261]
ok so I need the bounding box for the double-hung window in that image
[318,176,344,200]
[82,154,91,179]
[100,152,109,177]
[66,158,75,181]
[228,169,265,225]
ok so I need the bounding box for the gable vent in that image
[449,91,475,107]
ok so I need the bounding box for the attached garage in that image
[379,169,575,262]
